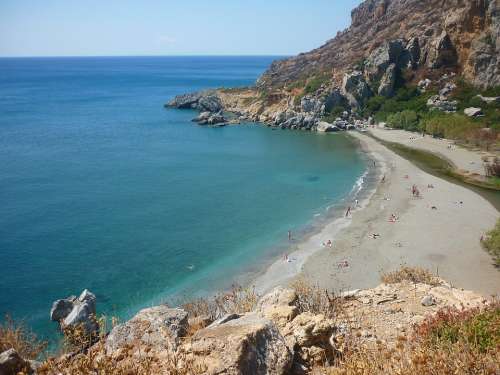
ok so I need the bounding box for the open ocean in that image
[0,56,366,343]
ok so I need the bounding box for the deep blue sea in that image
[0,56,366,343]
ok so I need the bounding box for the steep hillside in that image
[258,0,499,90]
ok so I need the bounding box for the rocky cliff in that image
[258,0,499,90]
[167,0,499,131]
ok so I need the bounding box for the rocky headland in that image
[167,0,499,133]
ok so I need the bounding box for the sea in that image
[0,56,366,344]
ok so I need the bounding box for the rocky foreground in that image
[2,276,491,374]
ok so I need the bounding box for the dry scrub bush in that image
[180,284,259,322]
[290,278,344,320]
[38,340,206,375]
[381,266,441,286]
[0,315,47,359]
[313,302,500,375]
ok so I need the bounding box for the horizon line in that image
[0,54,290,59]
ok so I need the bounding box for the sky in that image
[0,0,363,57]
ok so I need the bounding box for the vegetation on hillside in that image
[359,81,500,152]
[482,219,500,267]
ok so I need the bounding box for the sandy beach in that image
[256,131,500,296]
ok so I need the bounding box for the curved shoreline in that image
[253,133,384,293]
[301,132,500,295]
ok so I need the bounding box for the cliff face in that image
[258,0,499,90]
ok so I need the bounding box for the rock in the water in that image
[51,289,98,336]
[50,298,75,322]
[62,289,98,334]
[464,107,483,117]
[188,312,293,375]
[166,90,222,113]
[0,349,32,375]
[105,306,188,353]
[378,63,397,97]
[421,295,436,307]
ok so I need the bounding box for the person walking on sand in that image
[345,206,351,217]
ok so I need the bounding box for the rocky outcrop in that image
[50,289,99,336]
[166,91,223,113]
[0,349,34,375]
[342,71,372,107]
[258,0,500,90]
[378,63,397,97]
[427,95,458,112]
[187,313,293,375]
[105,306,188,353]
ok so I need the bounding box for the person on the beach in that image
[288,230,292,241]
[345,206,351,217]
[381,175,386,183]
[355,199,359,207]
[371,233,380,239]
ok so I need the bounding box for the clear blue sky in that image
[0,0,363,57]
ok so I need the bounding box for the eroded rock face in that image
[105,306,188,353]
[378,63,397,97]
[342,71,373,107]
[166,91,222,113]
[258,0,499,90]
[188,313,293,375]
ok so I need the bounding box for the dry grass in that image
[380,266,441,286]
[290,278,344,320]
[38,340,206,375]
[313,302,500,375]
[0,315,47,360]
[180,284,259,321]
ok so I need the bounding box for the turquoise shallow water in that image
[0,56,366,343]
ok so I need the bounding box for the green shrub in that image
[482,219,500,266]
[388,110,420,131]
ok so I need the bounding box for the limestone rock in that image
[342,71,372,107]
[0,349,32,375]
[464,107,483,117]
[476,95,500,104]
[166,90,222,113]
[428,32,458,68]
[51,289,99,336]
[50,298,75,322]
[421,295,436,307]
[439,82,457,98]
[105,306,188,353]
[316,122,340,133]
[188,313,293,375]
[378,63,397,97]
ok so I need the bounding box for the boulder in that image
[421,295,436,307]
[476,95,500,104]
[464,107,483,117]
[439,82,457,98]
[342,71,373,107]
[106,306,188,353]
[0,349,32,375]
[50,298,75,322]
[378,63,397,97]
[188,313,293,375]
[427,95,458,112]
[51,289,99,336]
[316,122,340,133]
[418,78,432,92]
